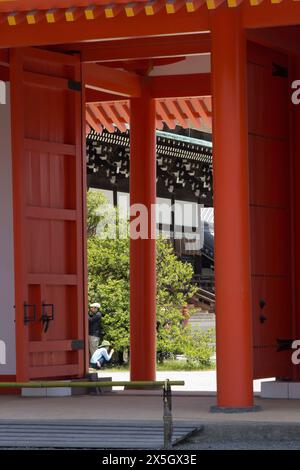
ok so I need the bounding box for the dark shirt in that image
[88,311,102,337]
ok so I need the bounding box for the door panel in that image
[10,48,86,381]
[250,206,290,277]
[248,43,292,380]
[248,44,289,140]
[249,137,289,208]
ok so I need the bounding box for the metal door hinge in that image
[24,303,37,325]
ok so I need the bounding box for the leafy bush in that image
[184,328,215,369]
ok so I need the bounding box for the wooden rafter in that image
[85,96,212,134]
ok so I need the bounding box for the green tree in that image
[87,189,108,238]
[87,190,214,366]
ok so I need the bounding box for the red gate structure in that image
[10,48,86,381]
[1,1,300,410]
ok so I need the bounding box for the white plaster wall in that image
[0,82,16,374]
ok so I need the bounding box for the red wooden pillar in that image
[130,85,156,381]
[210,8,254,409]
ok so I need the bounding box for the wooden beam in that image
[150,73,211,98]
[86,88,124,103]
[0,3,300,52]
[0,8,210,48]
[72,33,210,63]
[247,27,300,56]
[86,72,211,101]
[83,63,141,97]
[241,1,300,29]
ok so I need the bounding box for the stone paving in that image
[0,371,300,450]
[102,369,274,392]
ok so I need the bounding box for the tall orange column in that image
[210,8,254,410]
[130,85,156,381]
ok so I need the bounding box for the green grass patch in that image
[102,359,215,373]
[157,359,215,371]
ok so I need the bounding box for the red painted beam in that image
[72,33,211,63]
[247,27,300,56]
[86,88,124,103]
[0,3,299,52]
[150,73,211,98]
[0,9,210,48]
[241,1,300,29]
[86,73,211,101]
[83,63,141,97]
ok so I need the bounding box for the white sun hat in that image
[90,302,100,308]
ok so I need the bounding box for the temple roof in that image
[86,97,212,135]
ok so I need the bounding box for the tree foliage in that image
[87,189,108,238]
[87,190,214,366]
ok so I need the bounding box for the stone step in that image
[0,420,200,449]
[261,381,300,399]
[190,313,215,321]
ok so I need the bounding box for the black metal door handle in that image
[41,302,55,333]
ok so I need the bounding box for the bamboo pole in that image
[0,381,184,388]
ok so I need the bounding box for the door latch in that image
[41,302,55,333]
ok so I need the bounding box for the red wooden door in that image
[248,43,293,379]
[10,48,87,381]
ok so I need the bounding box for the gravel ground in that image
[175,440,300,450]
